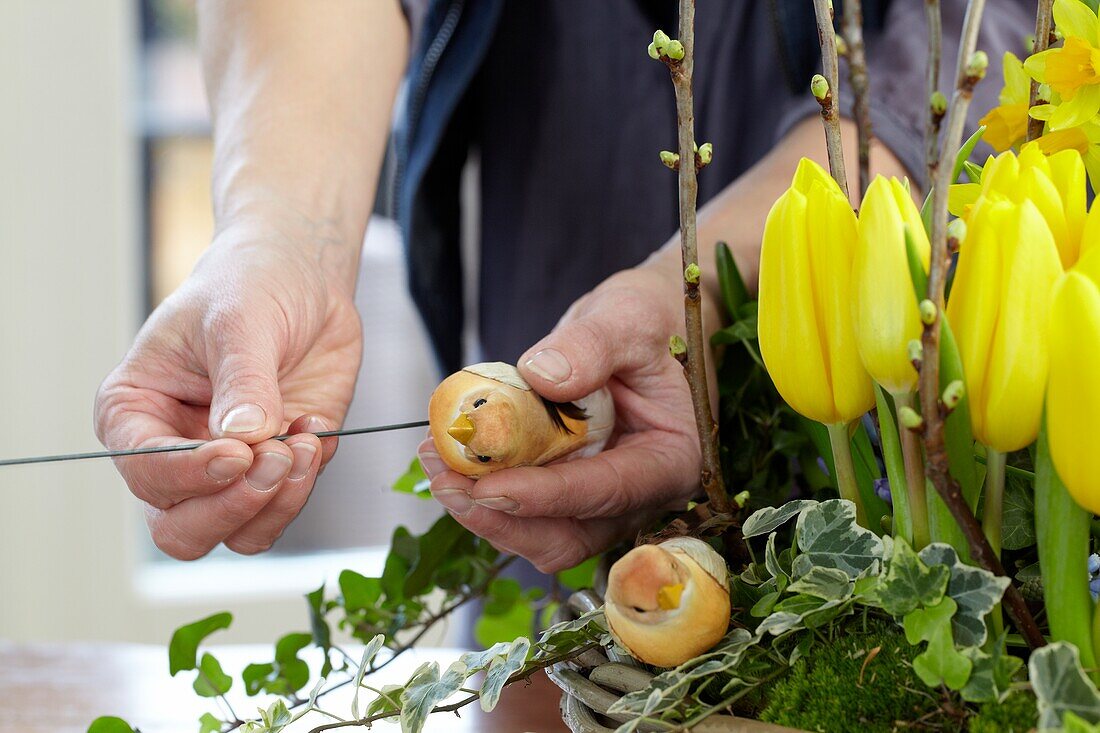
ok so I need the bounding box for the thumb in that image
[207,328,285,442]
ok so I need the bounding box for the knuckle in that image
[225,535,275,556]
[532,538,589,574]
[148,519,209,561]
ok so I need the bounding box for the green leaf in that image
[199,713,224,733]
[352,634,387,719]
[742,500,817,539]
[1001,469,1037,550]
[1030,642,1100,729]
[405,513,469,596]
[475,590,534,648]
[793,499,885,579]
[87,717,135,733]
[904,596,972,690]
[401,661,469,733]
[258,700,292,732]
[381,526,418,602]
[785,566,853,601]
[903,224,929,307]
[480,637,531,712]
[869,538,949,617]
[305,583,332,676]
[1067,712,1100,732]
[339,570,381,612]
[242,663,275,696]
[169,612,233,676]
[919,543,1009,647]
[716,241,750,317]
[392,456,433,498]
[556,555,598,590]
[875,385,912,544]
[960,634,1022,704]
[919,126,987,233]
[193,652,233,697]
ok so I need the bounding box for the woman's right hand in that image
[94,221,364,559]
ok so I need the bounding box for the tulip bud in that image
[664,40,685,61]
[659,150,680,170]
[684,263,701,285]
[941,380,965,411]
[930,91,948,117]
[811,74,830,102]
[898,406,924,431]
[919,299,937,325]
[604,537,730,667]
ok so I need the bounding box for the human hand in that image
[417,267,714,572]
[95,223,363,559]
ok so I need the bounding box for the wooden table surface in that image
[0,642,569,733]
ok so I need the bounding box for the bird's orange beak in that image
[448,412,475,445]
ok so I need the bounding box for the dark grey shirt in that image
[415,0,1032,363]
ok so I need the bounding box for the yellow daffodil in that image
[758,158,874,425]
[1046,252,1100,513]
[948,145,1087,268]
[1034,115,1100,189]
[1025,0,1100,130]
[852,176,929,395]
[947,199,1064,452]
[980,52,1032,151]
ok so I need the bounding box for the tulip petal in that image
[792,157,840,197]
[1048,149,1088,266]
[1021,166,1072,263]
[758,189,837,424]
[1048,272,1100,512]
[1054,0,1099,47]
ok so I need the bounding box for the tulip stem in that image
[811,0,851,199]
[841,0,872,198]
[893,392,930,549]
[981,449,1005,559]
[1027,0,1054,142]
[827,422,868,528]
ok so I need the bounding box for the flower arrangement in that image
[88,0,1100,732]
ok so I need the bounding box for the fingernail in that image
[419,452,447,479]
[206,456,250,482]
[475,496,520,513]
[525,348,572,384]
[303,415,328,434]
[221,403,267,434]
[289,442,317,480]
[245,452,292,492]
[434,489,474,516]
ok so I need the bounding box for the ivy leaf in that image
[87,717,135,733]
[381,526,419,602]
[258,700,292,732]
[557,556,599,590]
[305,583,332,677]
[919,543,1009,647]
[1002,473,1037,550]
[400,660,469,733]
[785,566,852,601]
[405,514,469,597]
[868,537,949,617]
[764,532,790,583]
[904,597,972,690]
[242,633,313,697]
[242,663,275,696]
[793,500,884,579]
[480,637,531,712]
[1065,713,1100,732]
[742,500,817,538]
[1030,642,1100,729]
[339,570,382,612]
[199,712,224,733]
[392,457,432,499]
[169,612,233,676]
[193,652,233,697]
[367,684,405,717]
[475,588,535,647]
[960,636,1022,704]
[352,634,386,719]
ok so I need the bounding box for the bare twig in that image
[925,0,944,186]
[842,0,873,197]
[655,0,730,515]
[812,0,851,199]
[921,0,1044,651]
[1027,0,1054,141]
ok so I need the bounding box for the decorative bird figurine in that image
[428,362,615,478]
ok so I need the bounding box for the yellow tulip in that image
[947,199,1064,452]
[758,158,874,425]
[1047,255,1100,513]
[852,176,929,395]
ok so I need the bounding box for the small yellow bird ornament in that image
[428,362,615,478]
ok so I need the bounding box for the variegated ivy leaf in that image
[919,543,1009,647]
[400,660,469,733]
[480,637,530,712]
[351,634,386,719]
[1030,642,1100,729]
[959,637,1022,704]
[458,641,512,673]
[764,532,789,582]
[785,566,853,601]
[792,500,884,580]
[866,537,949,617]
[755,596,847,637]
[742,500,817,538]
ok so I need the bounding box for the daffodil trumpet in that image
[604,537,731,668]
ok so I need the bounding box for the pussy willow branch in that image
[921,0,1045,651]
[305,643,600,733]
[843,0,873,197]
[223,555,518,732]
[925,0,943,185]
[812,0,851,199]
[666,0,730,515]
[1027,0,1054,141]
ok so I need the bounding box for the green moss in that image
[967,692,1037,733]
[758,623,945,732]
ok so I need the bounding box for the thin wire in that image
[0,420,430,467]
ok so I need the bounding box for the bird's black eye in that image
[473,398,487,408]
[477,455,491,463]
